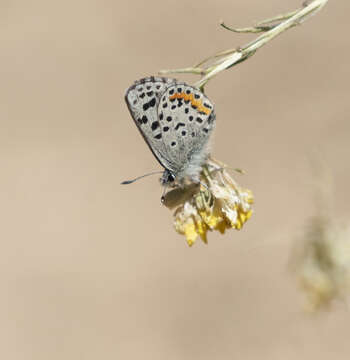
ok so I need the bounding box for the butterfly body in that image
[125,77,215,186]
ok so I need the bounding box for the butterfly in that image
[124,76,215,186]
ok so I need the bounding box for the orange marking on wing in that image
[169,93,211,115]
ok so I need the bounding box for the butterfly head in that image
[160,169,176,186]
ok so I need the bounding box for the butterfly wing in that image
[125,77,177,171]
[157,82,215,179]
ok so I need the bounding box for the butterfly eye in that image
[168,173,175,182]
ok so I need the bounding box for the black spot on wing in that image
[151,121,159,131]
[143,97,156,111]
[149,98,156,107]
[175,122,185,130]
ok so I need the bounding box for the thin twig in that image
[159,0,328,91]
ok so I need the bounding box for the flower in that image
[162,158,254,246]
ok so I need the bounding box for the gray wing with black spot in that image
[124,76,176,171]
[156,83,215,178]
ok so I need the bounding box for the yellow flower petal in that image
[175,218,199,246]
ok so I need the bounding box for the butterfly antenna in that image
[121,171,163,185]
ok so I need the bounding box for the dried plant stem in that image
[159,0,328,91]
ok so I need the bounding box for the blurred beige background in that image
[1,0,349,359]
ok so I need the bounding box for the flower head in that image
[162,158,254,246]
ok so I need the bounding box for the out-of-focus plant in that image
[290,159,350,311]
[292,217,350,311]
